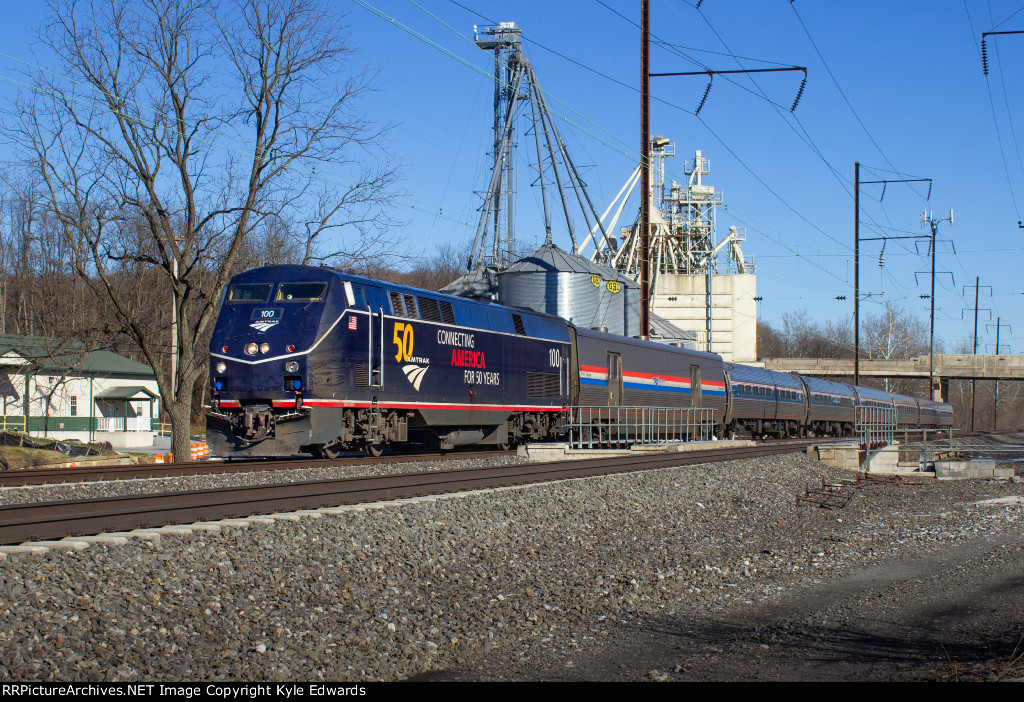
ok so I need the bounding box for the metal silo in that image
[498,244,616,331]
[594,264,640,337]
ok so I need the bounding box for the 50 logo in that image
[393,322,414,362]
[393,321,428,391]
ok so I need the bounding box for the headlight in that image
[260,342,270,354]
[286,361,299,373]
[215,362,227,374]
[245,342,258,355]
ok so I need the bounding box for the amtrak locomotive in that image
[206,265,954,457]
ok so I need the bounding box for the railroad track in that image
[0,440,817,545]
[0,448,513,488]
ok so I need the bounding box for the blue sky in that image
[4,1,1024,354]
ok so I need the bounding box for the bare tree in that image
[861,301,929,393]
[767,309,853,359]
[8,0,400,460]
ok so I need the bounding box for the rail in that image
[567,406,715,449]
[0,441,813,545]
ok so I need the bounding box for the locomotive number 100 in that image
[393,322,414,362]
[549,348,562,368]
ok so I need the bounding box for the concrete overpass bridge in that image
[760,354,1024,402]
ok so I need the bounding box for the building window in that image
[70,396,77,417]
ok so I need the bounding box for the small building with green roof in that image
[0,334,161,448]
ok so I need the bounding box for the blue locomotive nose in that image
[209,271,338,400]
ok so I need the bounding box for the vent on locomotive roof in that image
[439,300,456,325]
[403,293,418,318]
[389,291,404,316]
[418,297,443,323]
[512,314,526,335]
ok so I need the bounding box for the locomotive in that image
[206,265,954,457]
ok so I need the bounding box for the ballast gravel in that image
[0,450,1022,681]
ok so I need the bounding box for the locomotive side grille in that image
[512,314,526,335]
[439,300,456,324]
[526,371,561,397]
[418,297,443,323]
[355,363,369,387]
[389,291,404,316]
[403,293,419,318]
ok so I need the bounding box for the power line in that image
[965,1,1024,220]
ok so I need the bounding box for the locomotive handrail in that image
[379,305,385,387]
[366,302,373,386]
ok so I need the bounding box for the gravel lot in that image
[1,448,1022,681]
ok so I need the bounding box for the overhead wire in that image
[986,0,1024,188]
[445,0,918,273]
[684,5,927,267]
[964,0,1024,220]
[434,0,866,268]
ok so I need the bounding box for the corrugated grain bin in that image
[498,244,622,333]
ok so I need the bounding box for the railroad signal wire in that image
[384,0,979,329]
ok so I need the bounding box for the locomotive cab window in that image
[276,282,326,302]
[228,283,272,303]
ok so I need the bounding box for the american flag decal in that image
[348,316,358,330]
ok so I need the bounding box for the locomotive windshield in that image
[276,282,326,302]
[227,283,273,302]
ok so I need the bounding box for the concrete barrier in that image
[808,442,928,475]
[934,460,1014,480]
[519,439,756,462]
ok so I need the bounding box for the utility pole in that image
[994,318,999,432]
[962,278,991,432]
[641,15,804,343]
[854,162,860,385]
[921,209,953,401]
[972,278,978,431]
[987,318,1012,432]
[640,0,650,340]
[855,168,931,386]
